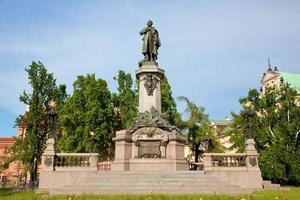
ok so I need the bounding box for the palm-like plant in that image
[178,96,223,162]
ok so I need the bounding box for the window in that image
[3,162,9,170]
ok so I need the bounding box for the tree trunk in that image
[29,156,39,189]
[194,143,200,163]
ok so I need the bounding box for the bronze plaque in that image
[138,140,161,158]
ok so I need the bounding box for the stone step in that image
[62,183,241,190]
[88,173,207,176]
[81,181,213,186]
[84,172,213,179]
[89,172,206,177]
[79,177,229,183]
[46,171,246,195]
[262,180,280,189]
[72,182,238,188]
[85,177,209,182]
[50,187,247,195]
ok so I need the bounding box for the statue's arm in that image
[140,28,147,35]
[155,29,161,47]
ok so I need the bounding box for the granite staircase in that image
[48,171,250,195]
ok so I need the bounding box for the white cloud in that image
[1,0,300,121]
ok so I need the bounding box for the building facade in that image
[261,65,300,94]
[0,126,27,187]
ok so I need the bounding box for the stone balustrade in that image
[55,153,98,168]
[202,151,262,189]
[41,143,99,171]
[203,139,259,171]
[98,161,112,171]
[203,153,251,170]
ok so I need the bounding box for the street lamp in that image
[243,101,256,139]
[45,100,59,172]
[46,100,58,139]
[202,135,211,153]
[89,131,95,153]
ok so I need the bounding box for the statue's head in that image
[147,20,153,27]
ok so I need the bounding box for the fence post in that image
[89,153,98,169]
[245,139,259,169]
[41,138,55,171]
[203,153,212,171]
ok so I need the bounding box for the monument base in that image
[110,160,130,171]
[111,128,189,171]
[129,159,188,171]
[205,169,262,189]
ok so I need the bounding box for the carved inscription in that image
[249,156,257,167]
[44,156,53,167]
[138,140,161,158]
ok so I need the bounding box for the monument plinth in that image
[111,20,188,171]
[136,62,165,113]
[112,126,188,171]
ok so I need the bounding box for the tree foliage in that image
[10,61,67,188]
[112,70,137,130]
[112,71,179,129]
[58,74,115,160]
[228,84,300,185]
[178,96,223,162]
[161,77,179,125]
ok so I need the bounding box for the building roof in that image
[0,137,16,149]
[212,119,232,137]
[280,72,300,93]
[212,120,231,126]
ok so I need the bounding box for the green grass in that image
[0,187,299,200]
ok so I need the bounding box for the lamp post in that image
[243,101,256,139]
[89,131,95,153]
[46,100,58,139]
[45,100,58,171]
[202,135,210,153]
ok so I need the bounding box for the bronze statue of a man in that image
[140,20,161,62]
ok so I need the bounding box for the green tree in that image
[112,70,137,130]
[161,76,179,125]
[228,84,300,184]
[10,61,67,188]
[225,112,246,152]
[58,74,115,160]
[178,96,223,162]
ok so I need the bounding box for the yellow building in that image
[261,63,300,94]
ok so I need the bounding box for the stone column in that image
[111,130,132,171]
[244,138,263,189]
[41,138,55,171]
[203,153,212,171]
[89,153,99,170]
[136,62,165,113]
[245,138,259,169]
[245,138,257,154]
[165,130,189,170]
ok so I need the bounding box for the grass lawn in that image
[0,187,299,200]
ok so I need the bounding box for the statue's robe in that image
[140,27,161,60]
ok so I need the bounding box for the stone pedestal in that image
[245,138,257,154]
[41,138,55,171]
[111,130,132,171]
[89,154,99,169]
[111,128,189,171]
[245,139,260,170]
[136,62,165,113]
[112,62,188,171]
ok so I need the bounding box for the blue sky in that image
[1,0,300,137]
